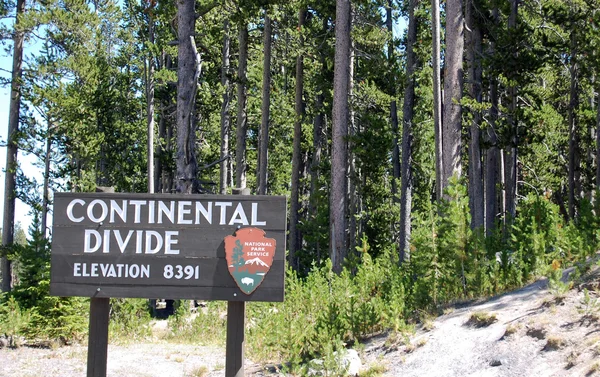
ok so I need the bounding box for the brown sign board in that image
[50,192,287,302]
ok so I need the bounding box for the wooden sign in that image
[50,192,287,302]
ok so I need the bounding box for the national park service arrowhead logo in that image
[224,227,276,295]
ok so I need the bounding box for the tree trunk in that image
[176,0,199,194]
[399,0,418,264]
[309,19,328,222]
[2,0,25,293]
[147,13,155,194]
[310,92,324,216]
[348,36,357,258]
[568,29,579,219]
[504,0,518,223]
[330,0,351,273]
[596,85,600,191]
[442,0,464,190]
[388,0,400,196]
[485,5,500,236]
[220,20,232,195]
[41,125,51,239]
[466,0,484,229]
[235,23,248,189]
[258,13,272,195]
[289,9,307,270]
[432,0,443,201]
[156,105,165,193]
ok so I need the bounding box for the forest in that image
[2,0,600,372]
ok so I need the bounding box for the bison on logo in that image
[224,227,276,294]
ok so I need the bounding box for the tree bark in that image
[399,0,418,264]
[466,0,484,229]
[289,9,307,270]
[41,124,52,239]
[176,0,199,194]
[596,85,600,191]
[485,5,500,236]
[568,29,579,219]
[432,0,443,201]
[388,0,400,196]
[348,36,357,258]
[442,0,464,191]
[2,0,25,293]
[258,13,272,195]
[330,0,351,273]
[147,13,155,194]
[235,23,248,189]
[504,0,518,223]
[220,20,232,195]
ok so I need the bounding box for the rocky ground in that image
[1,267,599,377]
[362,266,600,377]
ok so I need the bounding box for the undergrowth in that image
[2,188,600,373]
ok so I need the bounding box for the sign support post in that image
[225,187,250,377]
[225,300,246,377]
[87,296,110,377]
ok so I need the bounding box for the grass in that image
[361,362,387,377]
[466,311,498,328]
[565,351,579,369]
[186,365,209,377]
[544,335,566,351]
[503,324,519,337]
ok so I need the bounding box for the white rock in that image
[307,349,362,376]
[339,349,361,376]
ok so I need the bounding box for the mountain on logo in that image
[245,257,269,267]
[239,257,270,274]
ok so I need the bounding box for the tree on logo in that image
[232,240,245,271]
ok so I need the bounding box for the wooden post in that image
[87,297,110,377]
[226,187,250,377]
[87,185,112,377]
[226,300,246,377]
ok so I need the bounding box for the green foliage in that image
[8,214,88,344]
[510,194,562,283]
[0,294,30,347]
[166,301,227,346]
[578,288,600,318]
[547,260,572,299]
[246,251,406,370]
[109,298,151,341]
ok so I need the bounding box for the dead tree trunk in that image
[289,9,307,270]
[176,0,200,194]
[442,0,464,190]
[330,0,351,273]
[258,13,272,195]
[2,0,25,293]
[220,20,232,194]
[467,0,484,229]
[235,23,248,189]
[399,0,418,263]
[432,0,443,200]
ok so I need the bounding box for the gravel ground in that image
[0,342,236,377]
[362,267,600,377]
[1,267,599,377]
